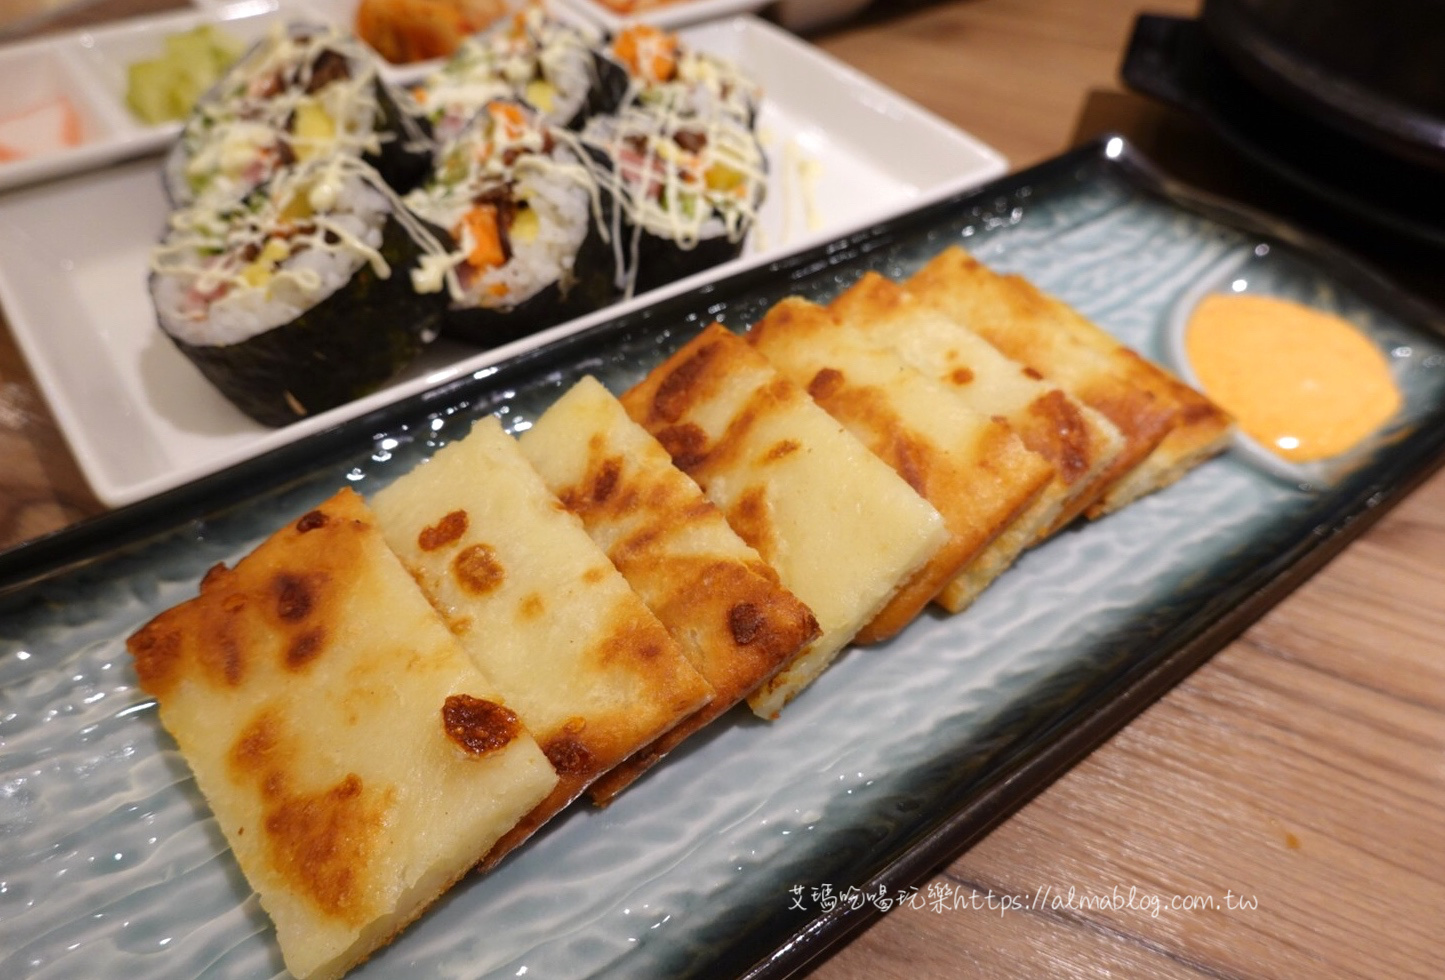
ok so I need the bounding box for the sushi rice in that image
[581,93,766,294]
[155,156,425,343]
[149,154,454,425]
[406,100,603,314]
[608,24,762,123]
[164,22,430,209]
[416,8,617,146]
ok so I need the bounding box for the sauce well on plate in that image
[1185,292,1401,463]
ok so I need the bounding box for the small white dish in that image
[1163,242,1413,491]
[0,34,140,193]
[0,1,358,194]
[0,13,1005,508]
[552,0,770,32]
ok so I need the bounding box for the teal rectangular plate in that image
[3,137,1444,979]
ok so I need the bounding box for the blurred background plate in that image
[0,12,1005,508]
[551,0,770,31]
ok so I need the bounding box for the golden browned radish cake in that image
[907,247,1232,515]
[519,376,821,802]
[828,271,1125,536]
[370,415,713,858]
[124,488,558,980]
[621,324,948,719]
[747,297,1055,628]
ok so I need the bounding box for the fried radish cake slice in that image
[747,297,1054,629]
[125,488,558,980]
[828,271,1125,537]
[906,247,1232,516]
[621,324,949,719]
[371,416,712,862]
[518,376,821,802]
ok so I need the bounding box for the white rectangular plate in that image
[553,0,771,32]
[0,12,1005,508]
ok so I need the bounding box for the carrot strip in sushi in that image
[462,204,507,268]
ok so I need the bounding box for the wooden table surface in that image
[2,1,1442,978]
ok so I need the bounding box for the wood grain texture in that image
[814,474,1445,980]
[816,0,1201,167]
[0,323,99,546]
[2,2,1443,979]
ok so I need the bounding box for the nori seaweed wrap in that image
[414,7,628,147]
[404,99,618,347]
[150,155,452,427]
[581,93,766,296]
[163,22,433,210]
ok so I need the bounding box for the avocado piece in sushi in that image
[404,99,619,348]
[415,8,627,147]
[150,155,453,427]
[582,96,766,296]
[163,22,433,209]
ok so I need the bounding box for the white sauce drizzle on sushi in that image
[404,100,607,307]
[583,24,766,295]
[780,137,824,243]
[152,154,457,343]
[418,8,603,145]
[641,53,760,123]
[614,27,761,124]
[175,24,392,207]
[799,155,823,232]
[582,95,766,279]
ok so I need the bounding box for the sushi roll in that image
[164,22,433,209]
[581,97,766,296]
[404,99,617,347]
[413,8,627,146]
[150,154,453,427]
[607,24,761,124]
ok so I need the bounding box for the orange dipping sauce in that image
[1185,293,1401,463]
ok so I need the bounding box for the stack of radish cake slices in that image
[127,245,1232,978]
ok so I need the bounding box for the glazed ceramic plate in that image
[0,12,1004,508]
[3,139,1445,980]
[553,0,771,31]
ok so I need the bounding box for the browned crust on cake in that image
[747,297,1052,642]
[130,500,372,703]
[478,773,591,872]
[623,323,952,716]
[826,271,1126,535]
[622,325,802,499]
[905,248,1196,513]
[540,414,820,803]
[394,490,711,784]
[127,488,550,979]
[554,427,821,704]
[587,555,819,802]
[374,419,717,864]
[1088,361,1236,515]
